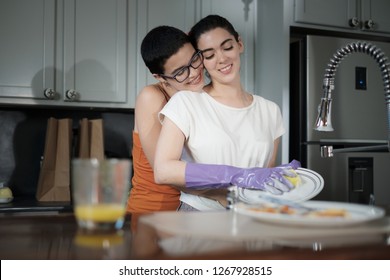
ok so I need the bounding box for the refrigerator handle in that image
[320,144,388,157]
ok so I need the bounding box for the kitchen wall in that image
[0,108,133,197]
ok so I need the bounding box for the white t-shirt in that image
[160,91,285,210]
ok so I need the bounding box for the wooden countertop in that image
[1,210,389,260]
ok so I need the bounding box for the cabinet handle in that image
[65,89,80,101]
[365,19,375,30]
[348,17,360,28]
[43,88,57,100]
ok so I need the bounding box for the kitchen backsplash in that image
[0,108,134,198]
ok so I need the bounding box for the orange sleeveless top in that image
[126,131,180,214]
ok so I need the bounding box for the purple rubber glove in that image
[185,160,301,195]
[248,159,301,195]
[279,159,301,170]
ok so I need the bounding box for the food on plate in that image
[248,204,348,218]
[249,205,296,215]
[308,208,347,217]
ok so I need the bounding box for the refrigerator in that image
[290,34,390,206]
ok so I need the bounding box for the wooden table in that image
[0,211,390,260]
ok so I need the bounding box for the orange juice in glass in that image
[72,159,131,231]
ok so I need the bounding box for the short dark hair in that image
[189,15,239,48]
[141,26,191,74]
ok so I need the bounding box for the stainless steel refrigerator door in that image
[307,144,390,206]
[307,144,348,202]
[306,35,388,142]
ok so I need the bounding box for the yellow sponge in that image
[284,170,301,187]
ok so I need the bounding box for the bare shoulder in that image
[137,84,164,102]
[135,84,166,110]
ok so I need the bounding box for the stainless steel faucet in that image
[314,41,390,156]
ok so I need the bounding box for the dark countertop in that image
[0,196,72,215]
[0,211,390,260]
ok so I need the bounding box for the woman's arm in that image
[153,116,187,187]
[154,115,229,201]
[154,119,297,195]
[135,85,167,168]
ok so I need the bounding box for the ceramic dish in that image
[238,168,324,204]
[235,200,385,227]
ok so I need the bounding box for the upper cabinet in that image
[294,0,390,34]
[0,0,56,103]
[360,0,390,33]
[0,0,136,108]
[0,0,256,108]
[60,0,131,106]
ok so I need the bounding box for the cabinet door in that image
[136,0,197,93]
[294,0,358,29]
[0,0,56,102]
[61,0,128,105]
[361,0,390,34]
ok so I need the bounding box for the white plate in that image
[235,201,385,227]
[238,168,324,204]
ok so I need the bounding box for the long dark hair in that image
[189,15,239,48]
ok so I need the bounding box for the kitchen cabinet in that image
[294,0,390,34]
[0,0,136,108]
[0,0,255,109]
[360,0,390,33]
[0,0,56,103]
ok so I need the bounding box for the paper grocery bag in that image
[36,118,72,201]
[78,118,90,159]
[78,118,105,161]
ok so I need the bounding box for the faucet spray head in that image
[314,78,334,131]
[314,98,334,131]
[312,41,390,153]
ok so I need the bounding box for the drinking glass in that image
[72,158,131,231]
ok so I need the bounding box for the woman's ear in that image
[153,74,171,87]
[153,74,166,83]
[237,36,244,54]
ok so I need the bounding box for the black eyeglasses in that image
[159,51,203,83]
